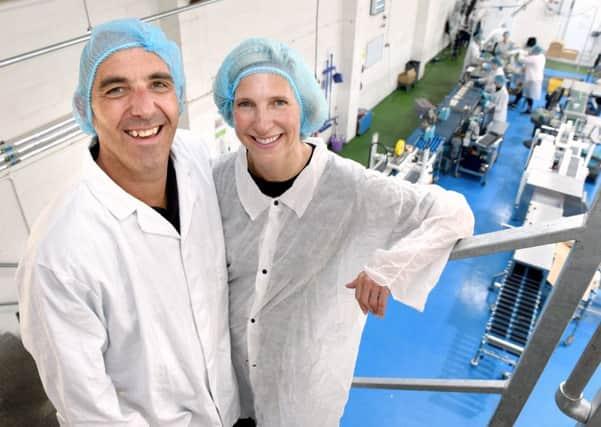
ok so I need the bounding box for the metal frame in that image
[352,185,601,426]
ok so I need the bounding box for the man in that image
[16,19,239,426]
[510,45,546,114]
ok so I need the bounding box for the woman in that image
[212,38,474,427]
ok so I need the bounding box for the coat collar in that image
[235,138,329,220]
[83,132,198,238]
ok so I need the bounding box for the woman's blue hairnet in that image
[491,57,504,67]
[213,38,327,138]
[532,45,543,55]
[73,18,185,136]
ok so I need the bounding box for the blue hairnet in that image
[73,18,185,136]
[482,63,492,72]
[473,33,483,42]
[492,57,504,67]
[532,45,543,55]
[213,38,327,138]
[494,74,506,86]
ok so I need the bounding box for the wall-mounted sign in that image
[365,34,385,68]
[370,0,385,16]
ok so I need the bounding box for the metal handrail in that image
[0,263,18,269]
[450,213,585,260]
[353,378,508,394]
[0,0,223,68]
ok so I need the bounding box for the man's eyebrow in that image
[149,72,173,82]
[97,76,128,90]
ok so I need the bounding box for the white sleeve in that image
[17,263,149,427]
[360,170,475,311]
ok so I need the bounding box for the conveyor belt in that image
[471,261,546,368]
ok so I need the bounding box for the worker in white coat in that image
[494,30,513,60]
[510,45,546,114]
[212,38,475,427]
[492,74,509,123]
[463,33,482,73]
[16,19,239,426]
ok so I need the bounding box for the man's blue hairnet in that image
[213,38,327,138]
[532,45,543,55]
[494,74,506,86]
[73,18,185,136]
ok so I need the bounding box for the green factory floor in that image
[545,59,589,74]
[340,49,463,166]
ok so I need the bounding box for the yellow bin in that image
[547,77,563,94]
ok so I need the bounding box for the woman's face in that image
[233,73,302,172]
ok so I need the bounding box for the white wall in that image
[0,138,88,307]
[0,0,461,310]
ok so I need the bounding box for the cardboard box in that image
[561,49,579,61]
[548,241,600,301]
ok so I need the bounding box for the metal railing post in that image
[555,321,601,423]
[488,190,601,426]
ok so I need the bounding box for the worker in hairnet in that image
[509,45,546,114]
[492,74,509,123]
[16,19,239,426]
[212,38,475,427]
[494,30,513,60]
[463,33,483,73]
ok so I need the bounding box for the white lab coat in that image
[463,40,481,72]
[17,130,239,427]
[494,40,512,59]
[212,140,474,427]
[493,85,509,123]
[522,53,546,100]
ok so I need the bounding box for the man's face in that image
[91,47,179,179]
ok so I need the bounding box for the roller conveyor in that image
[471,261,547,369]
[408,134,445,153]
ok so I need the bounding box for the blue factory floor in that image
[341,68,601,426]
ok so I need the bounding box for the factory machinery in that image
[368,78,501,183]
[472,120,601,373]
[369,66,509,184]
